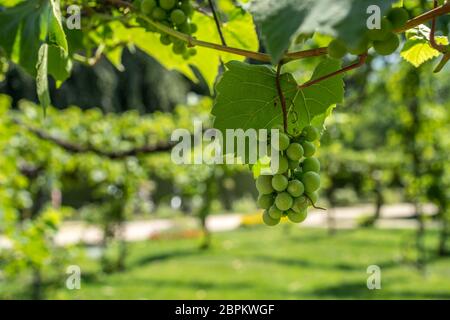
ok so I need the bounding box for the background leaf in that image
[251,0,395,63]
[401,36,449,68]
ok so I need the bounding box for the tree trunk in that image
[414,202,427,272]
[438,215,449,256]
[31,267,43,300]
[116,222,127,271]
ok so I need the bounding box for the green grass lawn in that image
[4,226,450,299]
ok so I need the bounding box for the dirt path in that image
[0,203,437,248]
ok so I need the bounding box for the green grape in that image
[275,192,293,211]
[171,9,187,25]
[302,125,320,142]
[140,0,156,14]
[373,33,399,56]
[177,22,191,34]
[189,23,198,33]
[276,133,290,151]
[292,195,308,213]
[347,36,371,55]
[172,41,187,54]
[302,172,321,193]
[152,7,167,20]
[301,141,316,157]
[287,209,307,223]
[160,0,176,10]
[134,0,143,9]
[256,175,274,195]
[182,51,190,60]
[272,174,289,192]
[275,156,289,174]
[262,210,280,226]
[305,191,318,205]
[287,180,304,197]
[181,1,194,17]
[328,39,348,59]
[288,159,300,170]
[387,7,409,29]
[161,20,172,27]
[257,194,274,209]
[188,48,197,56]
[286,143,304,161]
[268,206,283,220]
[302,157,320,173]
[367,18,393,41]
[160,34,172,46]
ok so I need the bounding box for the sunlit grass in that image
[3,227,450,299]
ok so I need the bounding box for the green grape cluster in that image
[327,7,409,59]
[136,0,197,59]
[256,125,322,227]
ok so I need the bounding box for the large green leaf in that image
[291,59,344,134]
[212,61,298,132]
[251,0,395,63]
[0,0,69,77]
[0,0,70,109]
[212,59,344,135]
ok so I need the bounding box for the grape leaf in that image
[0,0,68,76]
[0,0,70,109]
[401,36,449,68]
[251,0,395,63]
[212,61,297,132]
[290,59,344,135]
[212,59,343,135]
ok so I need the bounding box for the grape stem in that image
[430,0,448,53]
[135,3,450,63]
[304,194,327,211]
[275,63,288,132]
[208,0,227,46]
[394,2,450,33]
[139,15,326,62]
[298,53,368,89]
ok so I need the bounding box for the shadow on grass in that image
[127,248,202,270]
[251,254,401,272]
[101,277,254,291]
[308,281,450,299]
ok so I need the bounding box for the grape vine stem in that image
[208,0,227,46]
[304,194,327,211]
[135,3,450,63]
[430,0,448,53]
[13,118,173,159]
[275,63,288,132]
[298,53,368,89]
[139,15,326,63]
